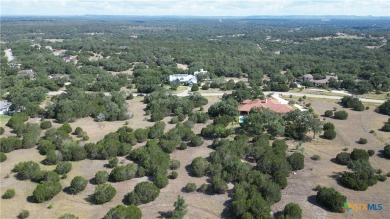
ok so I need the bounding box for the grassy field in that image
[0,115,11,126]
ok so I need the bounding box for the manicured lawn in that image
[0,115,11,126]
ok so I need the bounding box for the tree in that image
[104,205,142,219]
[2,188,15,199]
[33,181,62,203]
[95,170,109,184]
[172,196,187,219]
[284,203,302,219]
[70,176,88,194]
[340,160,377,191]
[55,161,72,174]
[191,157,209,177]
[316,187,346,213]
[334,111,348,120]
[288,153,304,171]
[93,183,116,204]
[127,182,160,205]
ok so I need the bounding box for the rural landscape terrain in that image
[0,16,390,219]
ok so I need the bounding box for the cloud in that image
[1,0,389,16]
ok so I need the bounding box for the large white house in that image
[0,100,11,115]
[194,69,208,75]
[168,74,198,85]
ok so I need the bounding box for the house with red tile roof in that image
[238,98,293,114]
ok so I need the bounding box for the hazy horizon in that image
[2,0,390,17]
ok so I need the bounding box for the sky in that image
[2,0,390,16]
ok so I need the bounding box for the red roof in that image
[238,98,293,114]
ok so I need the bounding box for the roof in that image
[17,69,36,77]
[0,100,11,110]
[238,98,293,114]
[313,75,338,84]
[169,74,197,83]
[52,50,67,56]
[303,74,314,78]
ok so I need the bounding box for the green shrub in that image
[198,184,209,193]
[70,176,88,194]
[384,145,390,159]
[336,152,351,165]
[170,160,181,170]
[136,167,146,177]
[311,155,321,161]
[324,110,333,117]
[284,203,302,219]
[153,172,169,188]
[95,171,109,184]
[108,157,118,168]
[93,183,116,204]
[350,148,369,161]
[381,123,390,132]
[288,152,304,171]
[376,175,387,182]
[183,183,197,192]
[18,210,29,219]
[323,129,336,140]
[334,111,348,120]
[316,187,346,213]
[0,127,4,135]
[323,122,335,131]
[40,121,52,129]
[59,123,72,133]
[55,161,72,174]
[110,163,138,182]
[0,152,7,162]
[357,138,367,144]
[367,150,375,157]
[2,188,15,199]
[170,171,178,179]
[191,157,209,177]
[73,127,84,137]
[59,213,79,219]
[13,161,41,180]
[190,135,204,147]
[210,177,228,194]
[104,205,142,219]
[179,142,187,150]
[127,182,160,205]
[33,181,62,203]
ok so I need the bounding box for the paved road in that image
[47,89,386,104]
